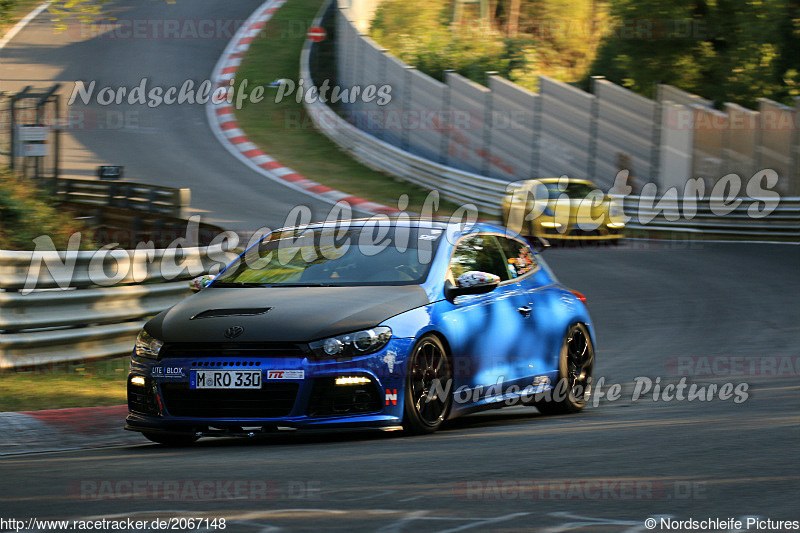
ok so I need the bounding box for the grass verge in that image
[0,0,42,39]
[0,167,95,250]
[233,0,481,218]
[0,357,128,412]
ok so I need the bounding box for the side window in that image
[497,237,537,279]
[448,235,511,282]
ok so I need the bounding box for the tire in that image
[402,334,453,435]
[142,432,199,446]
[533,323,594,415]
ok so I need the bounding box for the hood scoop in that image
[190,307,272,320]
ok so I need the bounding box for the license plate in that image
[190,370,262,389]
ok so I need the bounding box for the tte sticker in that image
[266,370,305,380]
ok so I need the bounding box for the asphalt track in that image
[0,0,334,231]
[1,1,799,532]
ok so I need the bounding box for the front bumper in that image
[126,339,412,436]
[539,225,625,241]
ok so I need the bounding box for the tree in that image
[506,0,521,38]
[588,0,797,107]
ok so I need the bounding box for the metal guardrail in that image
[0,244,229,369]
[1,322,146,369]
[300,6,800,241]
[63,201,227,248]
[300,17,508,215]
[0,245,223,291]
[1,154,213,369]
[0,283,190,369]
[622,198,800,239]
[49,178,191,218]
[0,282,191,331]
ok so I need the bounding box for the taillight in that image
[570,289,587,304]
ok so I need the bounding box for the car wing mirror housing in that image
[190,275,214,293]
[445,271,500,301]
[526,236,550,252]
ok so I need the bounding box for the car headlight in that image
[134,329,163,360]
[310,327,392,359]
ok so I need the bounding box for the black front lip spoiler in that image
[124,424,281,438]
[125,413,403,437]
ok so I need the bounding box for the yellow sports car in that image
[502,178,626,242]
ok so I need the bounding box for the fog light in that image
[130,376,146,386]
[607,222,626,228]
[540,222,562,228]
[335,376,371,386]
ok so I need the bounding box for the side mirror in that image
[530,236,550,253]
[445,271,500,301]
[190,275,214,292]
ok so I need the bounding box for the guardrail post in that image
[108,181,119,208]
[532,89,542,178]
[440,70,455,167]
[375,48,388,141]
[588,77,602,180]
[401,66,413,152]
[122,184,133,210]
[147,188,157,214]
[131,216,142,243]
[792,97,800,197]
[177,188,191,218]
[153,218,164,247]
[651,84,664,188]
[482,71,495,177]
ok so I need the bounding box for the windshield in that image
[214,225,444,287]
[544,182,597,200]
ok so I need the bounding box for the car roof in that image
[536,177,597,186]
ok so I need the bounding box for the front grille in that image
[128,378,158,415]
[569,229,603,237]
[159,342,309,359]
[189,360,261,368]
[160,382,298,418]
[306,378,382,417]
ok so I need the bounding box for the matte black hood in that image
[148,285,431,343]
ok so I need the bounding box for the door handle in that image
[518,306,531,318]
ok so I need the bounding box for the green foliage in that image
[589,0,800,108]
[370,0,608,88]
[0,169,93,251]
[371,0,510,84]
[0,0,15,25]
[47,0,110,32]
[371,0,798,107]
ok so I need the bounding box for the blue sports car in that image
[126,218,595,444]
